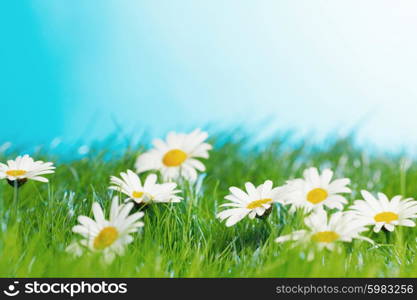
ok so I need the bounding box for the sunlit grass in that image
[1,131,417,277]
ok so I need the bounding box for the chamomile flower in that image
[275,209,371,257]
[67,197,144,263]
[217,180,283,227]
[282,167,350,212]
[348,190,417,233]
[0,154,55,186]
[135,129,212,182]
[109,170,182,204]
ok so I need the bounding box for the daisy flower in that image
[67,197,144,263]
[109,170,182,204]
[135,129,212,182]
[0,154,55,186]
[275,209,371,257]
[282,167,351,212]
[348,190,417,233]
[217,180,283,227]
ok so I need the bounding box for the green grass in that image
[1,131,417,278]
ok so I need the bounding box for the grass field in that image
[1,131,417,278]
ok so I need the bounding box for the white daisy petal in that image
[348,190,417,233]
[68,197,145,263]
[281,167,350,212]
[109,171,181,205]
[92,202,105,224]
[135,129,211,182]
[275,210,371,252]
[217,180,282,226]
[0,155,55,184]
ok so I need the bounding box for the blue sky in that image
[1,1,417,152]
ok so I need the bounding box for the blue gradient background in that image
[2,1,417,151]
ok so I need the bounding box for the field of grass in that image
[1,131,417,278]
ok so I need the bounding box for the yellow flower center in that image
[246,198,272,209]
[374,211,399,223]
[162,149,187,167]
[132,191,144,198]
[307,188,328,204]
[93,226,119,250]
[6,170,27,177]
[311,231,340,243]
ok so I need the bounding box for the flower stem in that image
[12,180,19,221]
